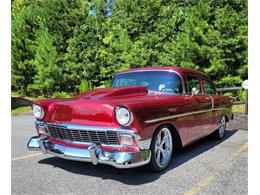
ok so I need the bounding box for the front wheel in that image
[147,126,173,172]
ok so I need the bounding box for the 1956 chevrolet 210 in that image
[27,66,233,171]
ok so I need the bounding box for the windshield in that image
[112,71,183,95]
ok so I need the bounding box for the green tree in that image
[11,1,40,95]
[11,0,248,96]
[214,1,248,86]
[167,0,247,87]
[27,30,62,96]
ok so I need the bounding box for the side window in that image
[186,76,202,95]
[203,80,216,95]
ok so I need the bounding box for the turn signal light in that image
[119,134,134,146]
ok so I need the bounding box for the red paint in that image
[34,67,233,149]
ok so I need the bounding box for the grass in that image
[11,91,72,116]
[232,104,246,113]
[11,91,71,116]
[11,91,36,115]
[11,106,31,116]
[11,91,44,101]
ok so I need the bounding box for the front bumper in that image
[27,135,151,168]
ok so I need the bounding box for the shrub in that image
[79,80,92,93]
[52,91,71,98]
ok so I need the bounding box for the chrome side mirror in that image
[191,87,199,96]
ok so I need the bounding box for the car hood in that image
[36,86,148,126]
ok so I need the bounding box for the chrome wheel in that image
[154,127,173,168]
[218,116,226,138]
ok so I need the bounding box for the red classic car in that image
[27,66,233,171]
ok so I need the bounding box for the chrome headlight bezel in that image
[32,104,44,120]
[115,106,133,126]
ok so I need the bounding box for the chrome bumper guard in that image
[27,135,151,168]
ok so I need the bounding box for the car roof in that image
[116,66,210,79]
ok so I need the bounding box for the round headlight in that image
[32,105,44,119]
[115,107,133,126]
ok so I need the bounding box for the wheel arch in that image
[152,123,183,151]
[224,115,229,122]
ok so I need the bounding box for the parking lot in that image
[12,115,248,195]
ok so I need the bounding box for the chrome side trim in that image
[145,108,230,124]
[209,96,214,109]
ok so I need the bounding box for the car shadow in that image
[38,129,237,185]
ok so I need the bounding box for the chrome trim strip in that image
[115,70,187,95]
[116,69,182,77]
[145,108,230,124]
[209,96,214,109]
[36,121,136,134]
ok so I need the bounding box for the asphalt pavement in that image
[11,115,248,195]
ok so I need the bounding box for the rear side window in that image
[186,76,202,95]
[203,80,216,95]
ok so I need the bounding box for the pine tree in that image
[27,30,61,96]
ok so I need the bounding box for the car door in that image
[185,75,212,142]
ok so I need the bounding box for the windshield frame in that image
[112,70,185,95]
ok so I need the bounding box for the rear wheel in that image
[147,126,173,172]
[213,115,226,139]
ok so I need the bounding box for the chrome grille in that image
[45,124,119,145]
